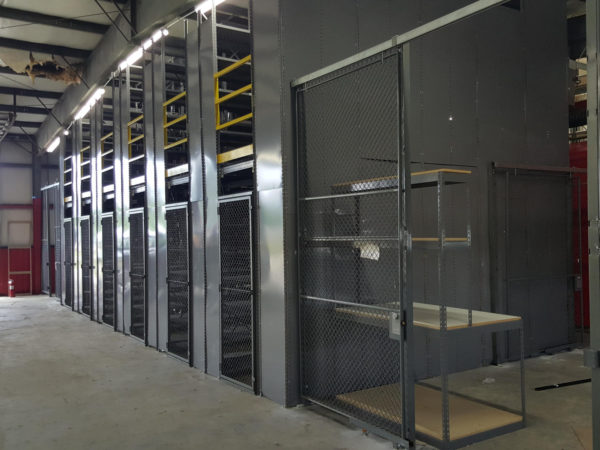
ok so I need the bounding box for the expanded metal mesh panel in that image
[64,221,73,307]
[54,188,62,298]
[102,216,115,326]
[166,206,189,359]
[81,217,92,316]
[297,52,404,435]
[220,198,253,388]
[130,211,145,339]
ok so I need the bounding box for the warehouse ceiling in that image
[0,0,125,146]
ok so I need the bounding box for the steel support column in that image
[120,68,132,334]
[144,55,158,348]
[73,120,82,313]
[92,101,104,323]
[113,75,125,332]
[586,1,600,448]
[187,14,207,370]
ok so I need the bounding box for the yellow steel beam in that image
[100,131,113,142]
[217,144,254,164]
[127,114,144,127]
[80,145,90,153]
[163,91,187,107]
[128,134,144,145]
[215,84,252,105]
[164,114,188,129]
[164,137,188,151]
[214,55,251,79]
[216,112,253,131]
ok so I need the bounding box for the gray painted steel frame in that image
[144,56,159,348]
[59,138,66,305]
[200,10,221,377]
[91,101,102,323]
[73,120,82,314]
[187,15,207,370]
[113,75,125,333]
[586,1,600,448]
[153,42,169,352]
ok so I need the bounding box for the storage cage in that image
[219,194,255,389]
[165,203,191,360]
[63,218,74,308]
[101,214,116,327]
[293,43,525,449]
[80,216,92,316]
[129,209,146,339]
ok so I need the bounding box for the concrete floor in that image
[0,296,593,450]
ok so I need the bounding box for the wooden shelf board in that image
[337,383,521,441]
[336,302,520,331]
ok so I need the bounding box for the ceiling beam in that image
[0,37,90,59]
[0,6,109,34]
[0,87,61,99]
[13,120,42,128]
[0,104,48,115]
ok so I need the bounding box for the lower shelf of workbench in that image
[336,383,522,442]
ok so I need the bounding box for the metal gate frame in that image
[63,218,74,310]
[218,192,256,392]
[41,188,50,295]
[101,212,116,328]
[129,207,147,341]
[165,202,192,362]
[80,216,93,317]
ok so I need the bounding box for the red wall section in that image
[0,248,7,295]
[570,141,589,328]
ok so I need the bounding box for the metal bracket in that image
[389,311,402,341]
[584,348,600,369]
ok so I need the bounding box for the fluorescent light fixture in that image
[46,137,60,153]
[162,28,169,36]
[126,47,143,67]
[195,0,225,15]
[63,129,69,136]
[142,38,153,50]
[151,29,163,42]
[74,87,106,121]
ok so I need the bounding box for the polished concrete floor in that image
[0,296,593,450]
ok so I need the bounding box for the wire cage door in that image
[130,209,146,340]
[101,214,116,327]
[52,186,61,299]
[218,195,255,390]
[166,204,191,360]
[41,189,50,294]
[64,219,73,308]
[295,49,414,446]
[80,216,93,316]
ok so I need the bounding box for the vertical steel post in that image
[90,101,101,322]
[121,67,132,334]
[586,2,600,448]
[73,119,82,313]
[144,54,158,348]
[187,13,207,370]
[59,137,66,305]
[114,74,125,332]
[154,41,168,351]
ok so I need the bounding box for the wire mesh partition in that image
[295,43,525,449]
[219,195,254,389]
[80,217,92,316]
[166,205,190,360]
[54,187,62,300]
[101,215,115,327]
[64,219,73,308]
[130,210,146,340]
[296,49,412,445]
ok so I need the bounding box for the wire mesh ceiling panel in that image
[219,196,254,389]
[166,205,190,360]
[81,217,92,316]
[41,190,50,294]
[102,215,115,326]
[64,220,73,308]
[296,51,407,440]
[130,210,146,340]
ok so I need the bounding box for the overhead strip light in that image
[119,28,169,72]
[195,0,226,15]
[74,87,106,121]
[46,136,60,153]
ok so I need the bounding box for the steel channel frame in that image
[187,14,207,370]
[113,74,125,332]
[91,101,102,323]
[144,51,159,348]
[586,1,600,448]
[121,67,132,335]
[217,192,256,392]
[154,40,169,352]
[73,119,82,314]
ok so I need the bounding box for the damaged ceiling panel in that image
[0,0,120,142]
